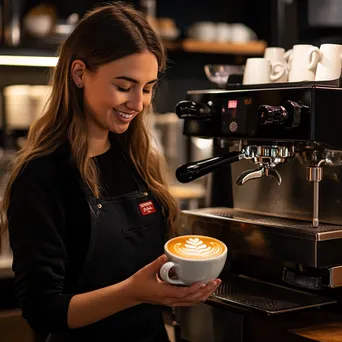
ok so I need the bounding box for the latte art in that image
[168,236,225,259]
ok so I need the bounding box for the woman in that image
[1,2,221,342]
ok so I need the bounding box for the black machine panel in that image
[177,86,342,149]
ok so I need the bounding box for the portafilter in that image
[176,144,295,185]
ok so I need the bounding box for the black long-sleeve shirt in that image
[8,141,139,333]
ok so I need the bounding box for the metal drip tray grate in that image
[210,274,336,315]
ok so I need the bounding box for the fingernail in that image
[196,283,205,289]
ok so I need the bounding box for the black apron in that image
[47,156,170,342]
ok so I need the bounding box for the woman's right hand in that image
[126,255,221,307]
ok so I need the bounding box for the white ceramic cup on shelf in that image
[187,21,217,42]
[315,43,342,81]
[230,23,257,42]
[264,47,289,82]
[216,22,231,43]
[242,58,286,85]
[284,44,321,82]
[160,235,227,286]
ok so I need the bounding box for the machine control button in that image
[229,121,238,132]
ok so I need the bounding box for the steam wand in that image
[306,159,329,228]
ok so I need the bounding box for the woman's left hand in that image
[126,255,221,307]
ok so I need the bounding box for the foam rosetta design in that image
[173,237,224,258]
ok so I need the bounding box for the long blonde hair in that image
[1,2,178,234]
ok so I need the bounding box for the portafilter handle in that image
[176,151,244,183]
[175,100,212,120]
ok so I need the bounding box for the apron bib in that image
[48,153,169,342]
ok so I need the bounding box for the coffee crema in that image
[167,236,225,259]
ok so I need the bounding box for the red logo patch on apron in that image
[138,200,156,216]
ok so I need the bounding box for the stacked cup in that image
[242,43,342,85]
[243,47,288,85]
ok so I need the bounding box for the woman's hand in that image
[127,255,221,307]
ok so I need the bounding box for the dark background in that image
[5,0,342,113]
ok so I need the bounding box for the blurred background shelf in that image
[0,47,57,57]
[163,39,267,55]
[0,38,267,60]
[181,39,267,55]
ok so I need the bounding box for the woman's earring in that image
[77,83,83,88]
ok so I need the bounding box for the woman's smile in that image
[113,108,136,123]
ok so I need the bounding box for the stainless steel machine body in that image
[173,82,342,342]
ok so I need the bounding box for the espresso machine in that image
[173,81,342,342]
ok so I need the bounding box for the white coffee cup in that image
[230,23,257,42]
[243,58,286,85]
[264,47,289,83]
[216,22,231,43]
[315,43,342,81]
[285,44,321,82]
[160,235,227,286]
[188,21,217,42]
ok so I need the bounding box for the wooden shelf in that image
[0,39,267,61]
[163,39,267,55]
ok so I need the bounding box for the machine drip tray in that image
[184,207,342,236]
[209,274,336,315]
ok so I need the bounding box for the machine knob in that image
[258,100,302,128]
[175,100,212,120]
[258,105,288,125]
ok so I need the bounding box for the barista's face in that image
[72,50,158,136]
